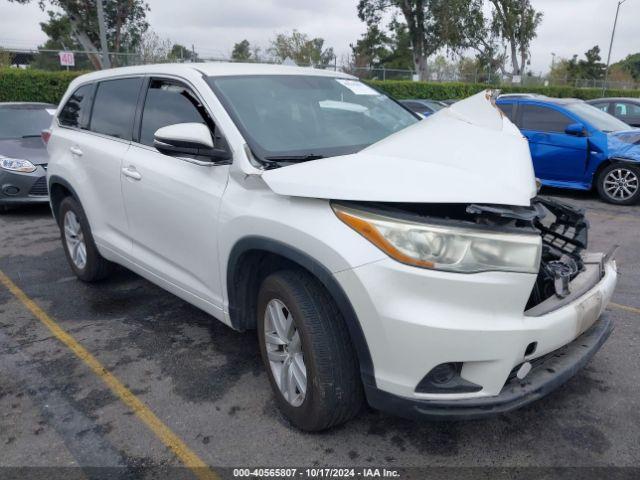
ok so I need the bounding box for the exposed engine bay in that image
[468,198,589,309]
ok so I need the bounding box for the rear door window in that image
[59,84,93,128]
[520,104,573,133]
[138,79,209,147]
[90,78,143,140]
[591,102,610,113]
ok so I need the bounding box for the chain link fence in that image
[3,47,639,91]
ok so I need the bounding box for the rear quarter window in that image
[59,84,93,128]
[89,77,143,140]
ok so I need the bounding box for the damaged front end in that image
[337,196,612,314]
[468,197,594,310]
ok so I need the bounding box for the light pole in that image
[603,0,628,95]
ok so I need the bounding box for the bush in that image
[1,68,638,105]
[0,69,84,104]
[365,80,640,100]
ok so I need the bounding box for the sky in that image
[1,0,639,75]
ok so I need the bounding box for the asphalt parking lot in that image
[1,189,639,479]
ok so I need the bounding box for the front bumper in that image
[335,254,617,418]
[0,167,48,205]
[365,313,613,420]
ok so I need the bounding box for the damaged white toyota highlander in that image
[46,64,617,431]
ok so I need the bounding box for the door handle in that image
[69,146,83,156]
[121,166,142,181]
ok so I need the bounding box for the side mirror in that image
[153,123,231,164]
[565,123,586,137]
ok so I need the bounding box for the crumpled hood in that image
[607,130,640,162]
[0,137,49,165]
[262,90,537,206]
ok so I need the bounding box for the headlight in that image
[333,204,541,274]
[0,157,37,173]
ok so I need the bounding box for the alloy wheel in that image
[604,167,639,201]
[263,298,307,407]
[63,210,87,269]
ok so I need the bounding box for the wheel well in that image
[49,182,73,224]
[226,238,376,388]
[228,249,301,331]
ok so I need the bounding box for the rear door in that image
[51,78,142,256]
[121,77,230,307]
[81,77,143,254]
[518,103,588,183]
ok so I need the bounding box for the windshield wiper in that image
[22,134,41,138]
[263,154,325,163]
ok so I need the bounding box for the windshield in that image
[0,105,54,140]
[207,75,418,161]
[564,102,631,133]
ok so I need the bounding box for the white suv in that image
[46,63,617,431]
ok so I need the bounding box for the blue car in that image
[497,96,640,205]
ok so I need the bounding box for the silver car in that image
[0,102,55,212]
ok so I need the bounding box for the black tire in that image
[596,163,640,205]
[58,196,112,282]
[257,270,363,431]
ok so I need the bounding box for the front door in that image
[518,104,589,184]
[121,78,230,307]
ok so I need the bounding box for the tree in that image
[384,19,414,69]
[168,44,197,62]
[357,0,486,80]
[608,64,636,86]
[612,53,640,81]
[488,0,542,78]
[350,19,413,72]
[269,30,334,67]
[231,40,252,62]
[9,0,149,69]
[350,25,392,68]
[136,30,171,64]
[0,48,13,67]
[579,46,606,80]
[548,57,571,84]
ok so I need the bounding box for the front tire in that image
[58,196,112,282]
[257,270,363,431]
[596,163,640,205]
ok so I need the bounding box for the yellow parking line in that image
[609,302,640,315]
[0,270,219,480]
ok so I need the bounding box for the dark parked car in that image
[0,102,54,212]
[399,99,446,117]
[497,96,640,205]
[587,98,640,127]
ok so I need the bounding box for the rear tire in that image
[596,163,640,205]
[257,270,363,431]
[58,196,112,282]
